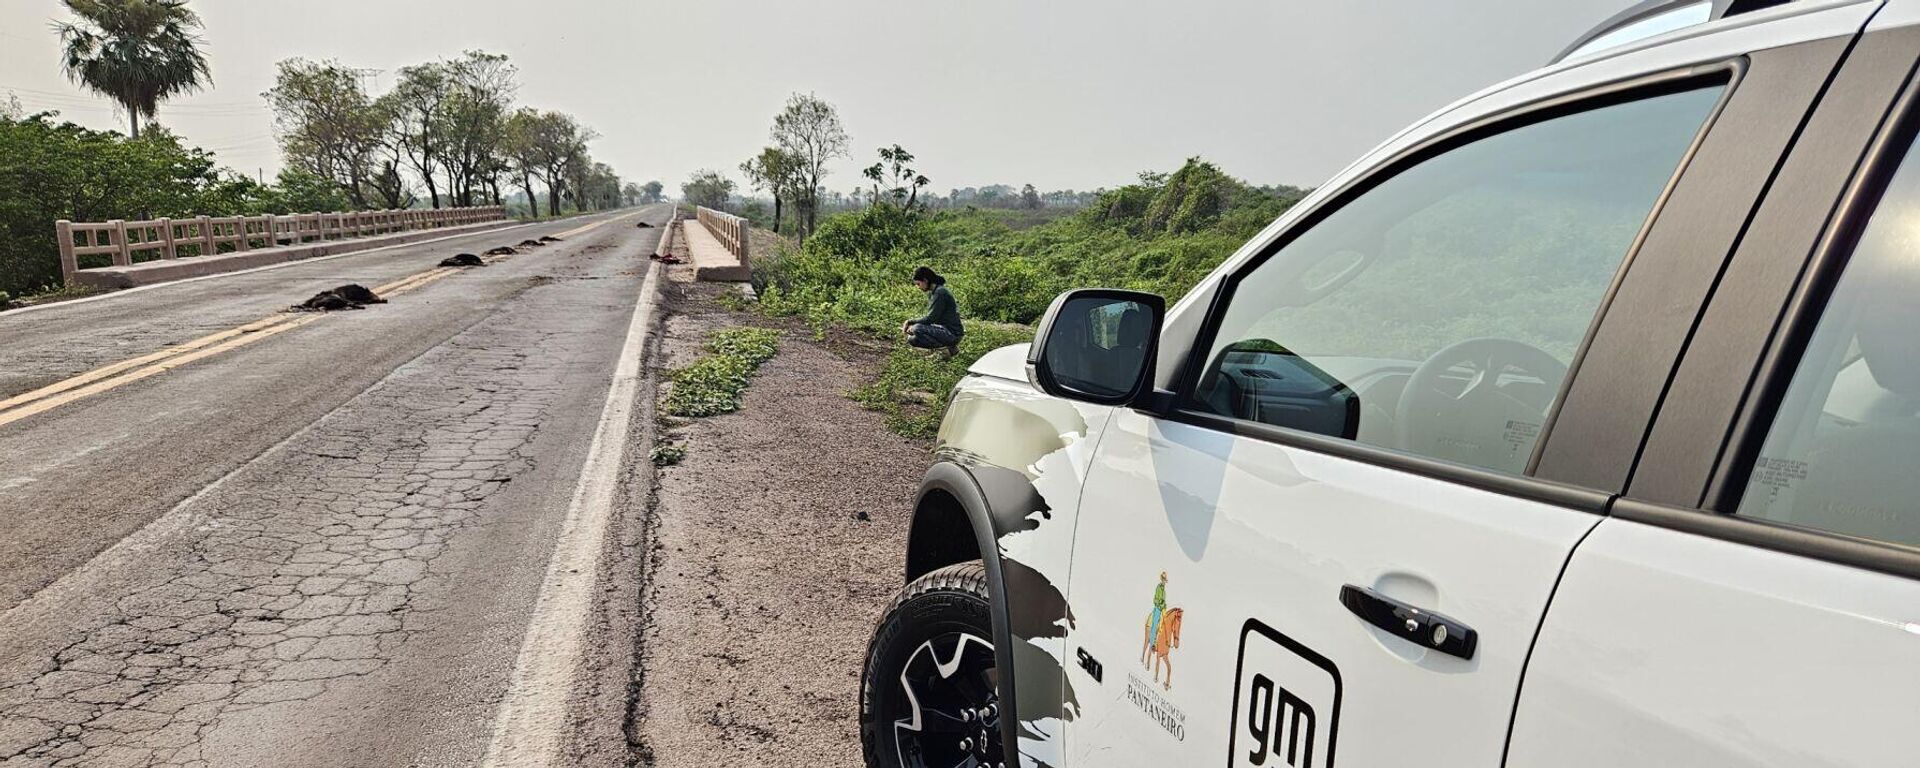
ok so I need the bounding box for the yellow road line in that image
[0,316,293,414]
[551,210,645,240]
[383,269,459,297]
[375,267,456,296]
[0,315,323,429]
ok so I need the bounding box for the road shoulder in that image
[628,278,923,765]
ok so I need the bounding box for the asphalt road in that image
[0,205,671,767]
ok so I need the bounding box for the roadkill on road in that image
[290,283,385,311]
[518,239,546,248]
[539,235,562,242]
[439,253,488,267]
[484,245,517,256]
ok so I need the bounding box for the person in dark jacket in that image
[903,266,964,358]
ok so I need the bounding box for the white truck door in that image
[1058,80,1729,766]
[1510,24,1920,764]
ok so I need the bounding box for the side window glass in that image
[1191,86,1723,474]
[1736,138,1920,547]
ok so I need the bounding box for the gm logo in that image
[1228,620,1341,767]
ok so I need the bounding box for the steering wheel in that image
[1394,337,1567,473]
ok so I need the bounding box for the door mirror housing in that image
[1026,288,1166,407]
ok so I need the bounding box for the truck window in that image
[1189,85,1722,474]
[1735,135,1920,547]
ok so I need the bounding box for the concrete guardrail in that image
[56,205,509,283]
[694,206,750,265]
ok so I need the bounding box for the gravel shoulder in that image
[629,274,924,765]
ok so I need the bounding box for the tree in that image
[265,58,387,209]
[862,144,930,211]
[527,112,591,214]
[385,62,451,208]
[640,180,664,203]
[769,92,847,239]
[502,107,545,217]
[54,0,211,139]
[680,169,734,210]
[621,182,641,207]
[439,51,516,207]
[739,146,802,233]
[564,144,591,211]
[0,114,348,295]
[1021,183,1042,209]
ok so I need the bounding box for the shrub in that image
[747,158,1305,438]
[663,327,782,417]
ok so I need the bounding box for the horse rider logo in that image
[1142,571,1184,690]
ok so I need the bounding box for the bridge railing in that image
[694,206,750,264]
[55,205,508,281]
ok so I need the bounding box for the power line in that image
[0,83,268,112]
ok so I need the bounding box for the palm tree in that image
[54,0,211,138]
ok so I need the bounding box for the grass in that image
[662,327,782,418]
[650,442,687,466]
[849,322,1032,438]
[2,281,102,311]
[747,159,1308,440]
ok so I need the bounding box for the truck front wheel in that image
[859,562,1005,768]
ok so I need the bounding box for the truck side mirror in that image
[1026,288,1166,407]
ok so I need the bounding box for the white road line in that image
[480,256,663,767]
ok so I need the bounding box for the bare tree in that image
[769,92,847,239]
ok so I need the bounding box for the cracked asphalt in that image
[0,206,670,766]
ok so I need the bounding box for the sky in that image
[0,0,1630,195]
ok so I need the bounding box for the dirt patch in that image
[628,279,923,765]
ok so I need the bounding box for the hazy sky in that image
[1,0,1629,194]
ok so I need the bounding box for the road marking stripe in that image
[550,209,646,240]
[386,269,461,296]
[0,316,292,415]
[0,315,322,429]
[375,267,457,296]
[480,257,662,767]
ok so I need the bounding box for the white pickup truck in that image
[864,1,1920,768]
[859,1,1920,766]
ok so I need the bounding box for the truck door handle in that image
[1339,584,1478,660]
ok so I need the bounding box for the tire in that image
[860,562,1005,768]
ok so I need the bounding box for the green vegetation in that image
[55,0,212,140]
[752,157,1306,438]
[663,327,783,418]
[0,115,351,296]
[650,442,687,467]
[6,3,626,300]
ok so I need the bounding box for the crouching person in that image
[903,266,964,359]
